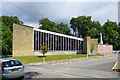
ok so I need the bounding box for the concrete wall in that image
[33,50,84,55]
[90,38,98,54]
[98,44,113,54]
[13,23,34,56]
[84,36,98,54]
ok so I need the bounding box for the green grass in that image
[10,54,102,64]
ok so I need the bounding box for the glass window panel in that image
[36,31,38,50]
[39,31,42,50]
[49,34,53,50]
[34,30,36,51]
[79,41,81,50]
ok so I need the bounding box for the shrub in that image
[41,45,49,56]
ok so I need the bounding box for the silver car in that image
[0,57,24,79]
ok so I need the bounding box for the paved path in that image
[24,54,119,79]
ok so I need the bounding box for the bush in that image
[41,45,49,56]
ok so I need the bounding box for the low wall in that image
[98,44,113,54]
[33,50,84,55]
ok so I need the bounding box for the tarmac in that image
[24,53,119,78]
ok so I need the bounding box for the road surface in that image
[24,55,119,79]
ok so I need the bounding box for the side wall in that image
[34,50,84,55]
[90,39,98,54]
[84,36,98,54]
[13,23,33,56]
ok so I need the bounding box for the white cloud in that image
[1,0,119,2]
[89,2,118,25]
[1,2,118,28]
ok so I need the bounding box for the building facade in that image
[84,36,98,54]
[98,44,113,54]
[13,23,84,56]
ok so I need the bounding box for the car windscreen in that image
[3,60,22,67]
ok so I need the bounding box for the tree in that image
[102,20,118,50]
[39,18,70,35]
[1,16,23,32]
[0,16,23,55]
[56,22,70,35]
[70,16,101,38]
[1,22,12,55]
[87,19,119,50]
[39,18,56,32]
[114,22,120,50]
[87,21,101,42]
[70,17,78,36]
[41,45,49,56]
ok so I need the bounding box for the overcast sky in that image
[1,1,118,28]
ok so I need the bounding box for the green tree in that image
[1,22,12,55]
[70,17,78,36]
[102,20,118,50]
[56,22,70,35]
[87,21,101,42]
[114,22,120,50]
[39,18,56,32]
[0,16,23,55]
[70,16,100,38]
[39,18,70,35]
[1,16,23,32]
[41,45,49,56]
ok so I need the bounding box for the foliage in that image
[70,16,101,38]
[90,44,94,52]
[0,16,23,55]
[70,16,120,50]
[39,18,56,32]
[39,18,71,35]
[56,22,70,35]
[41,45,49,56]
[101,20,119,50]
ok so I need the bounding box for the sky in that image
[1,0,119,28]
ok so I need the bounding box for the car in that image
[0,61,2,80]
[0,56,24,79]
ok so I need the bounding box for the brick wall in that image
[84,36,98,54]
[13,23,34,56]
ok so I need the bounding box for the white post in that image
[43,58,45,64]
[86,53,88,59]
[69,56,71,63]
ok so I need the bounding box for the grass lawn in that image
[10,54,103,64]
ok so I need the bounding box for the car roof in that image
[0,58,18,62]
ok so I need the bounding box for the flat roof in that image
[34,28,83,41]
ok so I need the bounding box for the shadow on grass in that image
[37,56,47,58]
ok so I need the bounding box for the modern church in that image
[13,23,84,56]
[13,23,113,56]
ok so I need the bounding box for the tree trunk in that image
[75,29,77,37]
[43,53,45,56]
[73,30,74,36]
